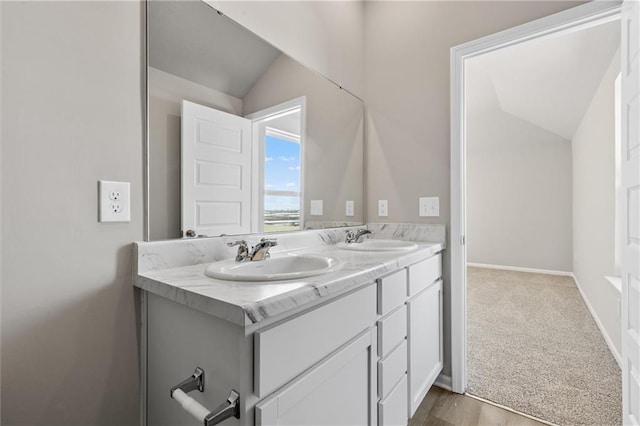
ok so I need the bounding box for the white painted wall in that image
[363,0,584,377]
[572,48,621,359]
[466,107,573,272]
[1,2,143,424]
[211,0,364,99]
[148,67,243,240]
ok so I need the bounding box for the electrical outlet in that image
[310,200,323,216]
[378,200,388,217]
[99,180,130,222]
[346,200,355,217]
[419,197,439,217]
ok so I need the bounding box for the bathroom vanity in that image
[134,225,444,426]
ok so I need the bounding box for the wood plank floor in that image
[409,386,548,426]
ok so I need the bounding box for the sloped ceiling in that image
[467,20,620,140]
[148,0,281,99]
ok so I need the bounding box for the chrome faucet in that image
[249,238,278,261]
[228,240,250,262]
[228,238,278,262]
[345,229,372,244]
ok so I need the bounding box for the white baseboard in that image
[467,262,573,277]
[434,373,452,391]
[571,274,622,369]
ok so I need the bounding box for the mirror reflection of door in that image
[181,100,253,237]
[181,98,304,237]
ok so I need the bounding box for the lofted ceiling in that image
[148,0,281,99]
[466,19,620,140]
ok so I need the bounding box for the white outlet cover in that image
[310,200,323,216]
[419,196,439,217]
[346,200,355,217]
[99,180,130,222]
[378,200,388,217]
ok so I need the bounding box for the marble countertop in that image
[136,242,443,327]
[134,224,445,327]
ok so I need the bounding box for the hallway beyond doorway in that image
[466,267,621,425]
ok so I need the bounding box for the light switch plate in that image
[310,200,323,216]
[99,180,130,222]
[419,197,439,217]
[346,200,355,217]
[378,200,388,217]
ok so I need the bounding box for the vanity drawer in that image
[378,269,407,316]
[378,374,408,426]
[255,284,377,398]
[377,305,407,358]
[407,254,442,297]
[378,340,407,399]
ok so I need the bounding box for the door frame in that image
[449,0,622,394]
[245,97,307,232]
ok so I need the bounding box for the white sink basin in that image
[204,254,343,282]
[336,239,418,252]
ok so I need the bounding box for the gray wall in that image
[363,0,583,377]
[1,2,143,424]
[466,108,573,272]
[572,48,621,357]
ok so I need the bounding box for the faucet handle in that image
[250,238,277,261]
[228,240,250,262]
[227,240,247,248]
[259,238,278,246]
[345,229,371,244]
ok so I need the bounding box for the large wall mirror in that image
[146,0,365,241]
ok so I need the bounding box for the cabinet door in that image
[379,375,408,426]
[256,329,377,426]
[407,279,443,416]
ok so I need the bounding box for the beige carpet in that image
[466,267,622,426]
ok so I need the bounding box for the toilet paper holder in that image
[170,367,240,426]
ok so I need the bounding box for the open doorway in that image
[449,2,634,425]
[465,16,621,426]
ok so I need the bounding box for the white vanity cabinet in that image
[374,252,443,425]
[141,248,443,426]
[255,329,377,426]
[145,283,378,426]
[376,270,409,426]
[254,285,377,426]
[407,255,443,417]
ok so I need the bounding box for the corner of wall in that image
[571,43,621,361]
[571,274,622,367]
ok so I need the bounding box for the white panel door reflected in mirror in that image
[181,100,253,237]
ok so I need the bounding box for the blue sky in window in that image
[265,135,301,211]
